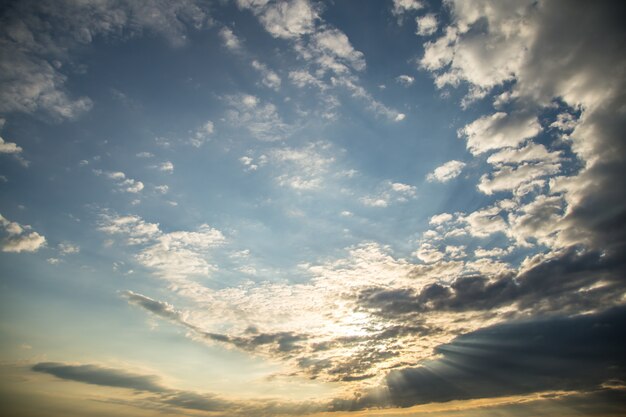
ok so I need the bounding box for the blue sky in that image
[1,1,626,416]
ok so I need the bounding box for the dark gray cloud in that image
[360,244,626,318]
[32,362,166,393]
[384,306,626,407]
[32,362,231,413]
[122,290,184,323]
[31,361,328,416]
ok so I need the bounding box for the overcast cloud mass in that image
[1,1,625,416]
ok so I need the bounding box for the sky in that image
[1,0,625,416]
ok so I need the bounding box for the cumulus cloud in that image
[251,60,281,90]
[312,28,366,72]
[157,161,174,173]
[271,141,335,190]
[224,94,290,141]
[94,170,144,193]
[189,121,214,147]
[218,27,242,52]
[99,212,225,282]
[0,213,45,253]
[396,74,414,86]
[427,160,465,182]
[458,112,542,155]
[0,136,22,154]
[477,161,560,195]
[415,13,437,36]
[391,0,424,17]
[237,0,318,40]
[361,181,416,207]
[58,242,79,255]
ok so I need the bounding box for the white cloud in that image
[136,152,154,158]
[0,136,22,154]
[477,162,560,195]
[487,143,561,165]
[251,60,281,90]
[0,0,207,120]
[427,160,465,182]
[361,181,416,207]
[288,70,324,89]
[392,0,424,17]
[0,213,45,253]
[94,170,144,193]
[99,213,225,282]
[396,75,414,86]
[459,205,508,238]
[154,185,168,194]
[419,1,535,101]
[550,112,578,132]
[414,242,444,263]
[458,112,542,155]
[474,247,510,258]
[225,94,289,142]
[190,121,214,147]
[237,0,317,40]
[445,245,466,259]
[507,195,565,247]
[416,13,438,36]
[312,28,366,72]
[429,212,453,225]
[219,27,242,51]
[158,161,174,173]
[58,242,79,255]
[271,142,335,191]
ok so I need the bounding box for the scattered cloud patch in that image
[0,213,45,253]
[416,13,437,36]
[94,170,144,193]
[396,75,414,87]
[427,160,465,182]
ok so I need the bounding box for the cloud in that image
[0,136,22,154]
[459,204,508,238]
[157,161,174,173]
[416,13,438,36]
[218,27,242,52]
[391,0,424,17]
[237,0,318,40]
[361,181,416,207]
[396,74,415,86]
[32,362,166,393]
[270,141,335,191]
[0,213,45,253]
[123,291,184,323]
[477,161,560,195]
[414,243,445,264]
[94,170,144,193]
[487,143,562,165]
[312,28,366,72]
[427,160,465,182]
[99,212,225,282]
[429,212,453,225]
[58,242,79,255]
[0,0,208,120]
[458,112,542,155]
[189,121,214,147]
[251,60,281,90]
[385,306,626,407]
[224,94,290,141]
